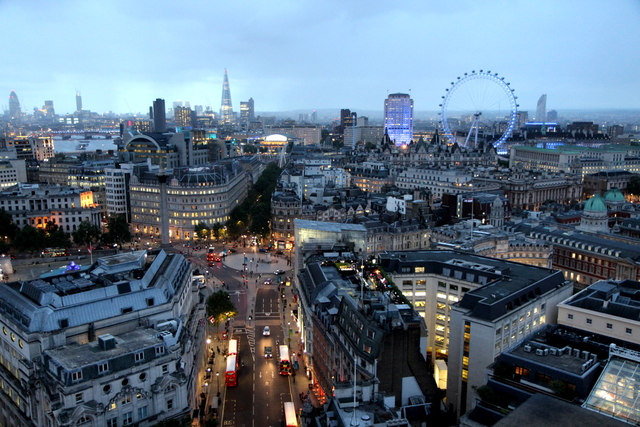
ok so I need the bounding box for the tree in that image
[0,209,18,244]
[44,222,72,248]
[103,215,132,246]
[72,221,102,246]
[13,225,47,254]
[206,291,237,331]
[212,222,223,241]
[194,222,210,241]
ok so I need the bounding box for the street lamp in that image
[216,371,220,394]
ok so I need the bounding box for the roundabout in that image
[222,251,291,274]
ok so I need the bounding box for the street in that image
[184,243,311,426]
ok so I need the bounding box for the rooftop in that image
[561,279,640,322]
[378,251,567,321]
[45,329,162,369]
[495,393,628,427]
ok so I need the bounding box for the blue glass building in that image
[384,93,413,146]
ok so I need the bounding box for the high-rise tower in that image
[384,93,414,146]
[76,91,83,112]
[220,69,234,125]
[536,94,547,123]
[8,90,20,120]
[152,98,166,132]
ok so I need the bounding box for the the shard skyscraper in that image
[220,69,234,125]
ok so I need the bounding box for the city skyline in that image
[1,1,639,115]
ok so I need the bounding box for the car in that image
[259,248,267,253]
[264,346,272,358]
[275,250,284,255]
[263,326,270,336]
[263,278,272,285]
[274,269,286,275]
[229,248,237,253]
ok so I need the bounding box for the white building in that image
[105,164,134,218]
[0,160,26,189]
[0,184,102,232]
[395,167,473,200]
[130,163,249,240]
[0,250,200,427]
[447,266,571,418]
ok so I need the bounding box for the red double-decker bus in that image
[228,339,238,356]
[225,354,237,386]
[279,345,291,376]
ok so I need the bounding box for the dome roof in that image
[584,194,607,213]
[604,188,626,203]
[265,134,288,142]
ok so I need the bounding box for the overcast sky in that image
[1,0,639,116]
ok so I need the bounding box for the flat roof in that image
[294,219,367,233]
[496,393,628,427]
[45,329,161,369]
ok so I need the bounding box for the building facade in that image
[0,184,101,232]
[129,162,249,240]
[384,93,414,146]
[0,250,199,427]
[447,267,571,418]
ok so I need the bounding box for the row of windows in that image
[567,313,633,334]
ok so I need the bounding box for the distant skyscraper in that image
[44,100,55,118]
[152,98,166,132]
[384,93,414,146]
[240,97,255,128]
[8,90,20,120]
[174,106,193,128]
[76,91,83,112]
[536,94,547,123]
[340,109,356,135]
[546,109,558,122]
[220,69,234,125]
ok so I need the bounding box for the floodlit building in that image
[384,93,414,146]
[0,184,101,232]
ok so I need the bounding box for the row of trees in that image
[0,210,132,255]
[225,162,282,239]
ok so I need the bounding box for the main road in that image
[223,287,292,426]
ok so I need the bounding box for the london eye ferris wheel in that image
[438,70,518,151]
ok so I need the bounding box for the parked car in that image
[259,248,267,253]
[275,250,284,255]
[274,269,286,275]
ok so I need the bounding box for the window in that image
[122,412,133,426]
[98,362,108,374]
[586,318,592,324]
[75,392,84,404]
[627,328,632,334]
[514,366,529,377]
[134,352,144,362]
[137,406,148,419]
[567,314,573,320]
[121,394,131,405]
[606,323,613,329]
[155,346,165,355]
[71,371,83,382]
[162,364,168,374]
[106,418,117,427]
[167,399,174,410]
